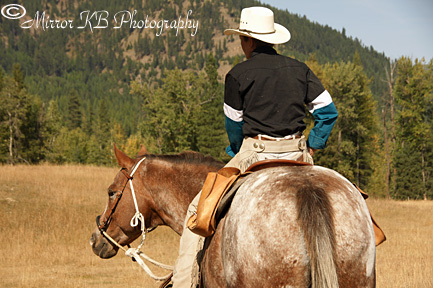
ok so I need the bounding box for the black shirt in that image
[224,46,326,137]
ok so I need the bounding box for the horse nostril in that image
[89,233,97,246]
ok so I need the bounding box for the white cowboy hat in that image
[224,7,290,44]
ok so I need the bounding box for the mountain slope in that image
[0,0,389,135]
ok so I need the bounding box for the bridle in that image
[96,168,131,234]
[95,156,173,281]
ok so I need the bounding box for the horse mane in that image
[139,151,224,169]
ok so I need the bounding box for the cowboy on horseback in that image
[172,6,338,288]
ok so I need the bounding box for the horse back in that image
[204,165,375,288]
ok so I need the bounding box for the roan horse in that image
[90,145,376,287]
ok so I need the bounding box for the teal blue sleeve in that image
[225,116,244,157]
[307,102,338,149]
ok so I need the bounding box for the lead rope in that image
[104,156,173,281]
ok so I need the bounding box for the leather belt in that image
[252,135,301,141]
[243,136,306,153]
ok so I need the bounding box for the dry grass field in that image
[0,164,432,288]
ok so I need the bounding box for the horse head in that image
[90,144,163,259]
[90,144,223,260]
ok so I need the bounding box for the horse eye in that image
[108,190,117,198]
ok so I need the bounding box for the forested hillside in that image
[1,0,432,199]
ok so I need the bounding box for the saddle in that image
[187,160,311,237]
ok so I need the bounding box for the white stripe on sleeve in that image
[307,90,333,113]
[224,103,243,122]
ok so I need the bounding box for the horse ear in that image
[113,143,134,169]
[138,144,148,156]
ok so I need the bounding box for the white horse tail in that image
[296,182,339,288]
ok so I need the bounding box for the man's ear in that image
[249,37,257,50]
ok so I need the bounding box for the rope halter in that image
[96,156,173,281]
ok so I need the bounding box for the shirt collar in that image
[251,46,278,58]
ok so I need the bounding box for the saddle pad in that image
[215,175,250,224]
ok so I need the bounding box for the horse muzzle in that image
[90,228,119,259]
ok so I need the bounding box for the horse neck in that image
[142,157,223,235]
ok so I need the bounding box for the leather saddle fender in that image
[187,167,242,237]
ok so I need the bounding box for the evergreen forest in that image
[1,0,432,200]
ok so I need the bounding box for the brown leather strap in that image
[121,168,133,180]
[352,183,386,246]
[158,272,173,288]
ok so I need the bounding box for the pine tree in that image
[54,127,88,164]
[0,69,7,162]
[82,102,94,135]
[19,95,45,163]
[0,72,30,164]
[0,68,4,90]
[133,64,227,158]
[315,59,379,188]
[67,89,82,129]
[195,53,227,160]
[393,57,433,199]
[382,60,397,198]
[89,100,112,165]
[12,63,25,90]
[42,99,63,163]
[134,69,185,153]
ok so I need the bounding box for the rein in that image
[96,157,173,281]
